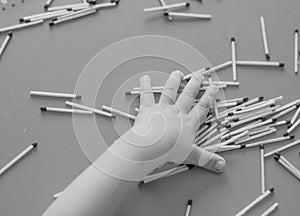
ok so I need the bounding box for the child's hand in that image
[98,71,226,181]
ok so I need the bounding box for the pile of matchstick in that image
[0,0,119,34]
[144,0,212,21]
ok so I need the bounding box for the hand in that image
[97,71,226,181]
[132,71,226,173]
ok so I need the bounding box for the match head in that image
[187,164,195,169]
[286,120,290,125]
[187,199,193,205]
[75,95,81,99]
[258,96,264,101]
[232,118,239,122]
[225,124,231,129]
[269,188,275,192]
[230,37,235,42]
[240,144,246,149]
[205,122,211,126]
[125,91,132,95]
[283,132,289,137]
[259,145,264,149]
[49,22,54,27]
[7,31,13,37]
[32,142,38,148]
[295,29,299,33]
[260,117,267,121]
[40,107,47,112]
[265,53,270,60]
[274,155,279,161]
[163,12,169,16]
[236,101,243,106]
[216,99,221,102]
[270,104,276,107]
[236,108,242,111]
[228,112,234,116]
[185,2,190,7]
[52,18,57,22]
[205,67,211,70]
[289,135,295,139]
[44,4,49,9]
[271,118,277,122]
[279,62,285,67]
[242,97,249,102]
[19,18,24,22]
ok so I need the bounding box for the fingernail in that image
[215,160,226,172]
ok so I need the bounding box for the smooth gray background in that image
[0,0,299,215]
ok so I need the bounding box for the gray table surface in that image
[0,0,299,215]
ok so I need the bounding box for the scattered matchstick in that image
[0,143,38,176]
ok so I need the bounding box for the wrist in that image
[94,134,168,181]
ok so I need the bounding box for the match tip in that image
[40,107,47,112]
[8,31,13,37]
[186,2,190,7]
[19,18,24,22]
[163,12,169,16]
[279,63,285,67]
[274,155,279,161]
[270,104,276,107]
[236,101,243,106]
[205,122,211,126]
[125,91,132,95]
[240,144,246,149]
[187,199,193,205]
[259,145,264,149]
[242,97,249,102]
[272,118,277,122]
[67,8,73,11]
[265,54,270,60]
[236,108,242,111]
[187,164,195,169]
[205,66,211,70]
[232,118,239,122]
[295,29,299,33]
[228,112,234,116]
[283,132,289,136]
[258,96,264,100]
[230,37,235,42]
[44,4,49,9]
[49,22,54,27]
[75,95,81,99]
[225,124,231,129]
[32,142,38,148]
[290,135,295,139]
[269,188,275,192]
[261,117,267,121]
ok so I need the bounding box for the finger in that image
[176,73,204,113]
[183,145,226,173]
[159,70,183,105]
[139,75,155,107]
[188,85,219,130]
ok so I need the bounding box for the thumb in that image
[183,145,226,173]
